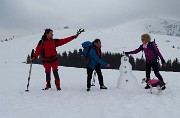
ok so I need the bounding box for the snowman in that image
[117,55,140,92]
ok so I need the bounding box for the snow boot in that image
[87,88,90,91]
[56,86,61,91]
[43,81,51,90]
[161,85,166,90]
[87,83,91,91]
[100,86,107,89]
[55,80,61,91]
[145,84,150,89]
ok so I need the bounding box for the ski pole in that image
[25,49,34,92]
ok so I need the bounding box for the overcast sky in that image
[0,0,180,39]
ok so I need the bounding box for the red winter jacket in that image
[34,36,75,61]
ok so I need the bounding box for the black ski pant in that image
[146,61,164,83]
[87,65,104,88]
[45,70,60,87]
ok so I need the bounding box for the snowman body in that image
[117,56,140,91]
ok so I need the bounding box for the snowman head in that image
[119,55,131,71]
[121,55,129,63]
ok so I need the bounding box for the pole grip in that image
[31,49,34,58]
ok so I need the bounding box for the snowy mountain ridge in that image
[113,17,180,37]
[0,17,180,64]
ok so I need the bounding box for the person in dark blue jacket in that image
[86,39,110,91]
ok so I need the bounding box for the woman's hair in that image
[41,28,53,40]
[141,33,151,42]
[92,38,101,47]
[94,38,100,43]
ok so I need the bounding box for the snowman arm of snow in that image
[128,45,142,54]
[89,49,107,67]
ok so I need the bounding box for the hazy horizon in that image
[1,0,180,39]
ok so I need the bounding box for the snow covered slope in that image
[0,20,180,64]
[0,63,180,118]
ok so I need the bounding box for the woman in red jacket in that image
[32,28,80,91]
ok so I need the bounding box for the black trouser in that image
[146,61,164,83]
[87,65,104,88]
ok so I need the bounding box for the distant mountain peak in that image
[122,17,180,37]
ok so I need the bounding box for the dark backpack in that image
[81,41,92,60]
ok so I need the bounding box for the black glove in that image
[73,35,78,39]
[161,58,166,68]
[76,28,85,37]
[125,52,130,55]
[161,58,165,64]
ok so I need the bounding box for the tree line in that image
[26,49,180,72]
